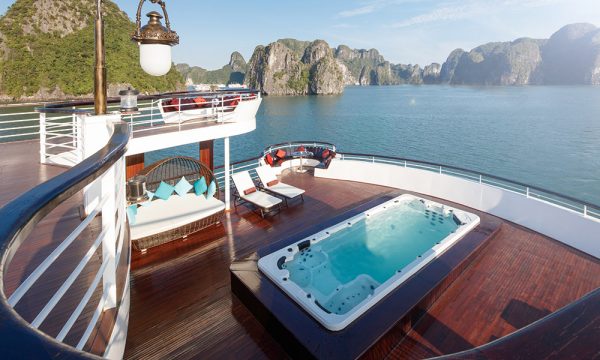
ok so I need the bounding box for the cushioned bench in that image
[129,157,225,251]
[263,146,337,170]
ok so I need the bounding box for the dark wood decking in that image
[124,171,600,359]
[0,140,66,208]
[0,140,124,355]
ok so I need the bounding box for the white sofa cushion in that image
[130,193,225,240]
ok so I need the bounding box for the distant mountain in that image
[0,0,183,102]
[184,23,600,96]
[176,52,246,85]
[443,23,600,85]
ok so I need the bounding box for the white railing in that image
[338,153,600,222]
[6,150,127,352]
[121,92,259,138]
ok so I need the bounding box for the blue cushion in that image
[194,177,208,196]
[206,180,217,199]
[155,181,175,200]
[174,176,193,196]
[140,191,155,207]
[126,205,138,225]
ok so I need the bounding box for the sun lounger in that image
[231,171,282,217]
[255,166,305,206]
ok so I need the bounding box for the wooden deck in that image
[0,141,598,358]
[0,140,65,208]
[0,140,123,355]
[124,171,600,359]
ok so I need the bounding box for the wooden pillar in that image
[126,153,145,180]
[199,140,214,171]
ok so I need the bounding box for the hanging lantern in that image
[132,0,179,76]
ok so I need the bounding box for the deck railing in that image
[214,143,599,222]
[337,153,600,221]
[0,122,130,359]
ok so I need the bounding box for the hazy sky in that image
[1,0,600,69]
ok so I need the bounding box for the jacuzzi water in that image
[258,194,480,331]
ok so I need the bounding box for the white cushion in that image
[256,165,305,199]
[267,182,305,199]
[130,193,225,240]
[241,190,282,208]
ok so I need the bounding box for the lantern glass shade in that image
[139,43,172,76]
[119,87,140,112]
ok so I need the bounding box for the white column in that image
[101,164,117,310]
[39,112,47,164]
[224,136,231,210]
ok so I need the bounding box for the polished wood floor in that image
[124,171,600,359]
[0,140,65,208]
[0,140,119,355]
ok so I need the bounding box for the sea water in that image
[146,85,600,205]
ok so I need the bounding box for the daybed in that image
[129,157,225,251]
[262,145,337,170]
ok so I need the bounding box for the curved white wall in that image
[316,159,600,259]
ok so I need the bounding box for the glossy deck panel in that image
[125,171,600,359]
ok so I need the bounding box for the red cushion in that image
[267,180,279,187]
[265,154,274,166]
[244,187,256,195]
[276,149,286,158]
[322,149,330,159]
[169,98,180,112]
[296,146,306,152]
[193,97,207,105]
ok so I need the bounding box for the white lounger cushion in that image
[232,171,282,208]
[242,190,282,209]
[255,166,305,199]
[266,182,305,199]
[130,193,225,240]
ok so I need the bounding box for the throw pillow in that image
[194,177,208,196]
[126,205,138,226]
[174,176,193,196]
[155,181,175,200]
[267,180,279,187]
[140,190,155,207]
[276,149,286,158]
[265,153,274,166]
[206,180,217,199]
[244,187,257,195]
[322,149,331,159]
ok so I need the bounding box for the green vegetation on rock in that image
[0,0,183,101]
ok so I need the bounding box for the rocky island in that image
[1,0,599,102]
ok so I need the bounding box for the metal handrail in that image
[339,152,600,218]
[214,144,599,220]
[0,123,130,359]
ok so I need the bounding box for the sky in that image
[1,0,600,69]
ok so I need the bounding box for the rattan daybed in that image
[130,157,225,251]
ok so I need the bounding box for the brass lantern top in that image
[132,0,179,46]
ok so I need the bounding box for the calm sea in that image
[2,85,599,205]
[148,85,600,205]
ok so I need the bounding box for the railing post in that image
[101,164,117,310]
[224,137,231,211]
[583,205,588,217]
[39,112,47,164]
[479,174,482,184]
[526,187,530,198]
[404,160,407,168]
[439,166,442,174]
[72,109,77,148]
